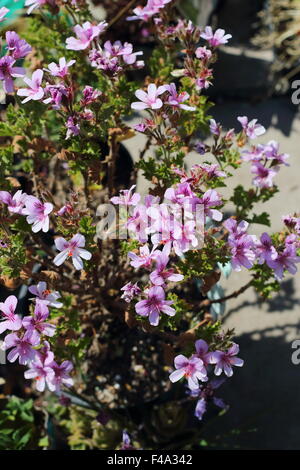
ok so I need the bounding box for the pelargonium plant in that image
[0,0,299,450]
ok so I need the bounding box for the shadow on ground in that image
[201,329,300,449]
[224,278,299,319]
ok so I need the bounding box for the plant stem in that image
[200,279,254,307]
[108,0,138,28]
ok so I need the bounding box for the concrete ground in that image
[124,96,300,449]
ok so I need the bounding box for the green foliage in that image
[180,94,212,136]
[0,397,43,450]
[161,292,190,330]
[231,184,278,223]
[0,230,27,278]
[51,296,91,366]
[251,264,280,298]
[248,212,271,226]
[79,216,96,244]
[23,15,75,62]
[120,239,140,256]
[178,238,230,279]
[149,46,174,81]
[61,406,122,450]
[0,145,13,175]
[218,148,241,169]
[136,150,184,186]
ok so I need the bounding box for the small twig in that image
[108,0,138,28]
[199,279,254,307]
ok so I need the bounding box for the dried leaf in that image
[39,270,60,282]
[0,275,21,289]
[6,177,21,188]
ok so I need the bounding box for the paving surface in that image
[124,96,300,449]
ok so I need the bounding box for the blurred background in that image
[1,0,300,449]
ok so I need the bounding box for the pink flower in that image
[228,234,256,271]
[23,195,53,233]
[131,83,166,110]
[0,56,25,93]
[268,245,300,280]
[200,27,232,47]
[173,220,199,256]
[66,21,107,51]
[4,330,40,365]
[128,244,159,269]
[251,162,278,188]
[0,190,28,214]
[195,75,212,91]
[120,282,141,303]
[126,204,149,242]
[28,281,63,308]
[195,46,212,61]
[197,163,226,178]
[164,182,194,205]
[225,219,257,271]
[0,295,22,334]
[5,31,32,59]
[255,232,278,266]
[194,339,214,367]
[135,286,175,326]
[169,354,207,390]
[224,218,249,239]
[110,185,140,206]
[56,204,73,217]
[211,343,244,377]
[0,7,9,22]
[53,233,92,270]
[43,83,69,109]
[65,115,80,139]
[209,119,221,136]
[149,204,181,246]
[127,0,171,21]
[81,86,101,106]
[22,300,56,338]
[264,140,290,166]
[24,353,55,392]
[283,215,300,234]
[165,83,195,111]
[150,249,184,285]
[89,49,120,73]
[50,360,74,391]
[237,116,266,139]
[199,189,223,221]
[45,57,76,78]
[241,144,266,162]
[17,69,44,103]
[103,40,144,66]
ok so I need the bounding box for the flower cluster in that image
[0,30,31,93]
[89,41,144,74]
[0,290,73,392]
[169,339,243,420]
[131,82,195,113]
[112,182,223,323]
[224,218,300,279]
[241,139,289,188]
[0,190,53,232]
[0,189,91,269]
